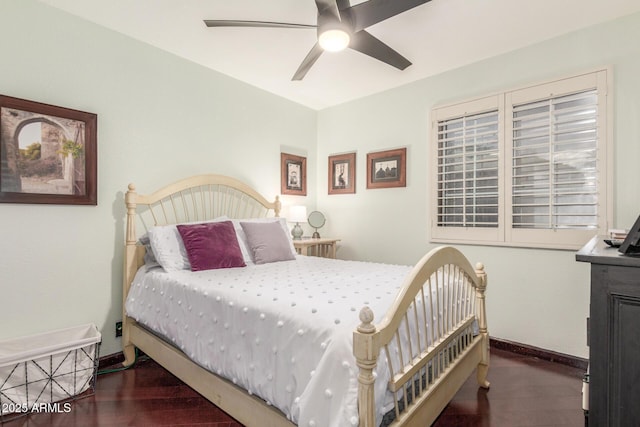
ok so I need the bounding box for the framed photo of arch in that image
[0,95,97,205]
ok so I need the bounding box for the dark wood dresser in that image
[576,236,640,426]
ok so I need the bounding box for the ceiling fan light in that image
[318,29,350,52]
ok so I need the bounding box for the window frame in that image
[430,69,612,250]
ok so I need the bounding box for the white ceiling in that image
[39,0,640,110]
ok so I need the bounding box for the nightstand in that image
[293,238,340,259]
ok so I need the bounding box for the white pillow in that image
[148,216,229,271]
[231,217,297,264]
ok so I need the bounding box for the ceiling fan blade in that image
[315,0,341,20]
[204,20,315,29]
[346,0,432,32]
[292,43,324,81]
[349,30,411,70]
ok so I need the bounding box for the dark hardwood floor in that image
[2,348,586,426]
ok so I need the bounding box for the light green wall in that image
[317,12,640,358]
[0,0,316,356]
[2,0,639,360]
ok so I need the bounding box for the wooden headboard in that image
[122,174,281,335]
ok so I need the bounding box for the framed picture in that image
[328,152,356,194]
[366,147,407,189]
[281,152,306,196]
[0,95,97,205]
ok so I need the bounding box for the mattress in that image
[125,255,441,426]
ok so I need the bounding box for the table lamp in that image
[289,205,307,240]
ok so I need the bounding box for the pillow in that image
[138,234,160,270]
[232,217,297,264]
[239,221,297,264]
[177,221,246,271]
[148,216,229,271]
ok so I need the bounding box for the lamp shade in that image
[289,205,308,223]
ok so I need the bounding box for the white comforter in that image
[125,255,413,426]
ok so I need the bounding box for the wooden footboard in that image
[353,246,489,426]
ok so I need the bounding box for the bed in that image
[121,174,490,427]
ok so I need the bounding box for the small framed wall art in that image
[281,152,307,196]
[0,95,97,205]
[366,147,406,189]
[328,152,356,195]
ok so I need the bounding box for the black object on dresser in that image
[576,236,640,426]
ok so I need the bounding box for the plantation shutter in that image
[436,110,500,228]
[432,68,608,249]
[511,89,599,230]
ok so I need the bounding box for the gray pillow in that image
[138,234,160,270]
[239,221,296,264]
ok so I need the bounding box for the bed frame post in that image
[122,183,138,367]
[353,306,378,427]
[274,195,281,217]
[475,262,490,388]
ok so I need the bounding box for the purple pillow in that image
[240,221,296,264]
[177,221,246,271]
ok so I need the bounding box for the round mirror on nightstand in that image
[308,211,326,238]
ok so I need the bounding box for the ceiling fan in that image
[204,0,432,80]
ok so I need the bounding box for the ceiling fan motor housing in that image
[317,14,352,51]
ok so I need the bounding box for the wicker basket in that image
[0,324,101,422]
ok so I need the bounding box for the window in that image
[431,70,611,250]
